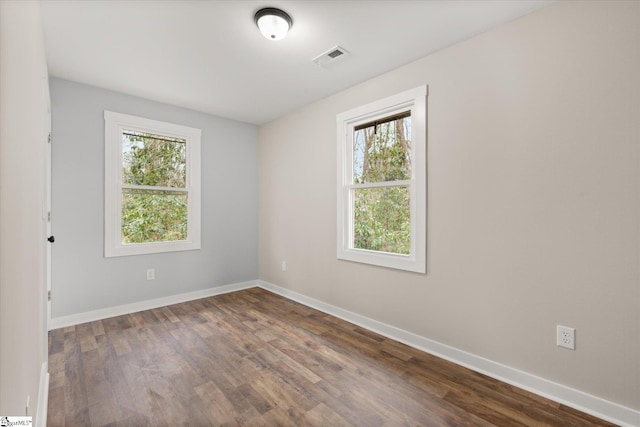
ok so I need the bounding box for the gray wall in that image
[51,78,258,318]
[258,1,639,410]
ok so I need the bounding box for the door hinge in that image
[48,290,51,301]
[47,211,51,222]
[48,132,51,144]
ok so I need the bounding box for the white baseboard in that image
[257,280,640,427]
[49,280,258,330]
[36,361,49,427]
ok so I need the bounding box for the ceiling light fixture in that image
[254,7,293,41]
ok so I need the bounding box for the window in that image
[337,86,426,273]
[104,111,201,257]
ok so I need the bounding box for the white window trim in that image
[104,111,201,257]
[336,85,427,273]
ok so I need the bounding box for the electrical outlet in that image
[281,261,286,271]
[557,325,575,350]
[146,268,155,280]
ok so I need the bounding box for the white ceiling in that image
[41,0,553,125]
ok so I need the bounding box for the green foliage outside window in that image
[353,186,410,254]
[121,132,188,244]
[352,115,411,255]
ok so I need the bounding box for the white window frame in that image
[104,111,201,257]
[336,86,426,273]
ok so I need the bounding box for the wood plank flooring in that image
[48,288,617,426]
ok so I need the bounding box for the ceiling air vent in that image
[312,45,350,67]
[327,49,344,59]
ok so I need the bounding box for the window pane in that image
[353,186,410,255]
[353,113,411,184]
[122,131,186,188]
[122,189,188,244]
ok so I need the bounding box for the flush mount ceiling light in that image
[254,7,293,41]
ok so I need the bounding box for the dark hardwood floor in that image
[48,288,617,426]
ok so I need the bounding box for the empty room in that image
[1,0,638,426]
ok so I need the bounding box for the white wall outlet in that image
[557,325,575,350]
[146,268,155,280]
[281,261,286,271]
